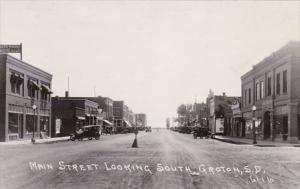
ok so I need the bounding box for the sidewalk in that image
[0,136,70,145]
[214,135,300,147]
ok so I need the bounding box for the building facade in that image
[51,97,100,137]
[207,93,238,135]
[0,54,52,141]
[135,113,147,128]
[229,97,244,137]
[192,102,208,127]
[241,41,300,143]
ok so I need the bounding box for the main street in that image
[0,130,299,189]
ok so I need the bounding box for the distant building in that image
[207,92,239,135]
[241,41,300,142]
[0,54,52,141]
[51,97,100,137]
[230,97,243,137]
[79,96,114,133]
[135,113,147,128]
[192,102,208,127]
[113,101,132,132]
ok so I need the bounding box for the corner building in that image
[241,41,300,143]
[0,54,52,141]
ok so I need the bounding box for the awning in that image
[103,120,113,126]
[41,84,53,94]
[30,80,41,90]
[76,116,85,120]
[124,120,132,127]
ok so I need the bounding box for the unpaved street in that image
[0,130,299,189]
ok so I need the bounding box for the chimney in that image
[65,91,69,98]
[222,92,226,96]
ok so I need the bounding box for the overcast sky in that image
[0,1,299,127]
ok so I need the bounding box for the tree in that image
[177,104,187,117]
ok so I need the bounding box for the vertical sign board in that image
[55,119,61,134]
[215,118,224,134]
[0,44,22,60]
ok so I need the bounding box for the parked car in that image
[70,125,101,141]
[145,127,152,132]
[192,127,211,139]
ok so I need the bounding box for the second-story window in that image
[260,81,264,99]
[267,77,272,96]
[276,73,280,95]
[41,83,52,101]
[28,79,40,99]
[283,70,287,93]
[256,83,260,101]
[244,89,247,106]
[10,72,24,95]
[248,88,251,104]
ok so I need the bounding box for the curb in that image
[35,138,70,144]
[214,137,300,147]
[213,137,248,145]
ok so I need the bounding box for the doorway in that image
[264,111,271,139]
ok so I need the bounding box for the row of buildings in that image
[0,53,147,142]
[177,41,300,143]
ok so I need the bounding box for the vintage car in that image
[70,125,101,141]
[192,127,211,139]
[145,127,152,132]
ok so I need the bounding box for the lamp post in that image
[252,105,257,144]
[31,104,37,144]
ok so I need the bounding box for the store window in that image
[8,113,19,134]
[26,114,37,133]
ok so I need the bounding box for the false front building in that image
[0,54,52,142]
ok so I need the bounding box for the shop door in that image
[18,114,23,139]
[264,112,271,139]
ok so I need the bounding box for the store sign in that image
[215,118,224,133]
[55,119,61,134]
[0,44,22,53]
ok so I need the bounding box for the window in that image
[256,83,260,101]
[41,83,51,101]
[10,72,24,95]
[283,70,287,93]
[276,73,280,95]
[248,88,251,104]
[25,114,37,133]
[260,81,264,99]
[27,79,40,99]
[244,90,247,106]
[267,77,272,96]
[8,113,19,134]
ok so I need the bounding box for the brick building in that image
[51,97,100,137]
[241,41,300,143]
[113,101,131,132]
[0,54,52,141]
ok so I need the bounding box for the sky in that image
[0,0,299,127]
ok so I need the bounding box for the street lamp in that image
[252,105,257,144]
[31,104,37,144]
